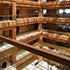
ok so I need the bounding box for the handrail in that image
[0,35,70,66]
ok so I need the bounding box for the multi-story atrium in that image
[0,0,70,70]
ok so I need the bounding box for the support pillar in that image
[12,1,16,20]
[38,0,43,42]
[37,0,43,61]
[9,53,16,64]
[0,30,3,45]
[12,27,16,39]
[0,30,2,35]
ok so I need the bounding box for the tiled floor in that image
[4,66,16,70]
[3,60,59,70]
[0,44,14,52]
[16,31,39,40]
[16,51,31,61]
[22,60,59,70]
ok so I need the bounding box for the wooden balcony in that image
[43,32,70,43]
[0,0,16,4]
[0,31,39,60]
[0,0,70,9]
[0,17,70,29]
[0,21,16,29]
[16,17,37,26]
[45,1,70,9]
[44,17,70,24]
[0,35,70,66]
[0,17,37,29]
[16,30,40,42]
[0,46,18,60]
[16,1,40,8]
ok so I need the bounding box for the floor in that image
[22,60,59,70]
[3,60,59,70]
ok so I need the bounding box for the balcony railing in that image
[0,35,70,66]
[44,17,70,24]
[16,17,38,26]
[0,17,70,29]
[43,32,70,43]
[43,1,70,9]
[16,0,40,8]
[0,21,16,29]
[0,0,16,1]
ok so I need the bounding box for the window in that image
[59,9,70,14]
[58,0,64,2]
[58,0,70,2]
[59,9,64,14]
[34,10,38,14]
[65,9,70,14]
[43,9,47,15]
[42,0,47,3]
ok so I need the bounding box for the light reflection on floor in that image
[16,51,31,61]
[22,60,59,70]
[3,60,59,70]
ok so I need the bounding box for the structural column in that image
[12,1,16,20]
[0,30,3,43]
[12,53,16,64]
[37,0,43,61]
[12,27,16,39]
[9,53,16,64]
[0,30,2,35]
[38,0,43,42]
